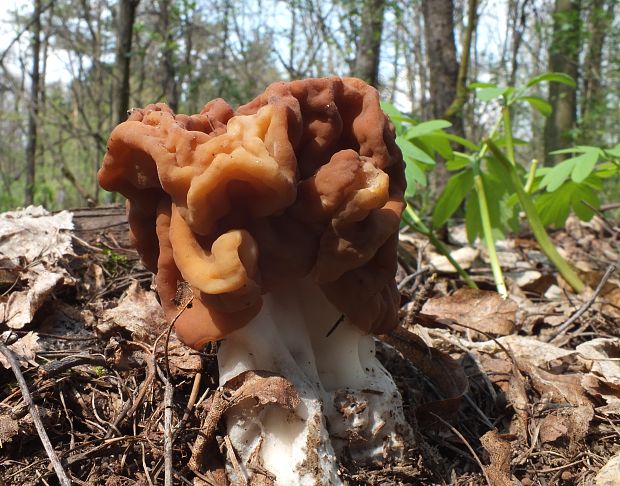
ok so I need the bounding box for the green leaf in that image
[417,134,454,160]
[550,145,597,155]
[570,148,600,183]
[465,194,481,244]
[526,72,576,88]
[476,86,508,101]
[433,131,480,151]
[396,136,436,166]
[536,180,600,227]
[404,160,426,197]
[518,96,552,117]
[404,120,452,138]
[536,186,572,227]
[595,162,620,178]
[446,154,472,171]
[469,82,497,89]
[605,143,620,158]
[432,169,474,227]
[540,159,576,192]
[570,183,599,221]
[380,101,414,133]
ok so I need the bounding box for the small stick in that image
[106,341,155,438]
[430,412,492,486]
[0,343,72,486]
[549,262,617,343]
[164,377,174,486]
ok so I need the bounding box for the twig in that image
[164,377,174,486]
[548,262,617,343]
[0,343,72,486]
[105,341,155,438]
[601,202,620,212]
[38,353,106,378]
[430,412,491,486]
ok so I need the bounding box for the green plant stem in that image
[486,139,585,293]
[404,205,478,289]
[524,159,539,194]
[473,174,508,297]
[502,106,515,165]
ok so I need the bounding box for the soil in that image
[0,205,619,485]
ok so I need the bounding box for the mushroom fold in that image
[98,77,406,345]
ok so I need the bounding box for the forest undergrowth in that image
[0,204,619,486]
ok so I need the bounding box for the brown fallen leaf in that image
[0,265,66,329]
[189,371,300,475]
[520,361,594,451]
[576,339,620,407]
[0,331,40,369]
[0,207,74,263]
[480,429,514,486]
[595,452,620,486]
[0,413,19,444]
[98,281,168,342]
[421,288,518,336]
[166,335,203,376]
[538,413,569,444]
[383,326,468,426]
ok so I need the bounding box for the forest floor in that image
[0,205,619,486]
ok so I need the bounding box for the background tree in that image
[24,0,42,205]
[351,0,385,87]
[113,0,140,125]
[1,0,620,211]
[543,0,582,161]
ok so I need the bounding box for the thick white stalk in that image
[217,278,413,485]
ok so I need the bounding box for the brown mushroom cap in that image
[98,77,405,347]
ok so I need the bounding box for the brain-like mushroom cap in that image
[98,77,405,349]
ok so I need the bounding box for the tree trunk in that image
[352,0,385,88]
[114,0,140,125]
[422,0,464,192]
[160,0,179,112]
[422,0,460,126]
[544,0,582,162]
[444,0,478,124]
[25,0,42,206]
[580,0,615,126]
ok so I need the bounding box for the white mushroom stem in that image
[217,278,413,485]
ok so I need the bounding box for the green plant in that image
[384,72,605,296]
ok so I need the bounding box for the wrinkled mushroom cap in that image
[98,77,405,349]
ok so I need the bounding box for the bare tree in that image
[581,0,616,126]
[25,0,43,206]
[352,0,385,87]
[544,0,582,160]
[114,0,140,125]
[422,0,463,134]
[159,0,179,111]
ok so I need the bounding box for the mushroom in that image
[98,77,413,485]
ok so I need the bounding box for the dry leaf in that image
[0,206,74,264]
[576,338,620,406]
[0,413,19,444]
[0,265,65,329]
[166,334,203,375]
[538,414,569,444]
[499,335,575,369]
[520,361,594,451]
[595,452,620,486]
[480,430,514,486]
[422,288,518,336]
[383,327,468,425]
[98,281,167,342]
[189,371,300,476]
[0,331,40,369]
[429,246,479,272]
